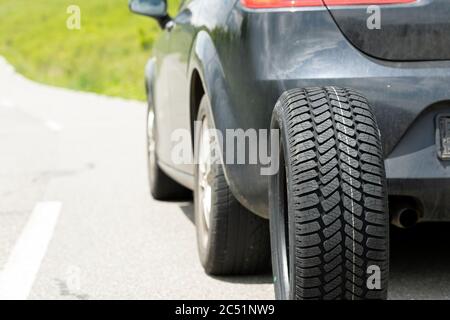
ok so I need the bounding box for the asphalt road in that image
[0,57,449,300]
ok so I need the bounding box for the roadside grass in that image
[0,0,180,100]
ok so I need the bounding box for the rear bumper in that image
[385,104,450,221]
[212,6,450,220]
[388,178,450,222]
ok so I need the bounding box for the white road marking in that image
[45,120,63,132]
[331,87,356,300]
[0,202,62,300]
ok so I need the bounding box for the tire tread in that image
[274,87,389,300]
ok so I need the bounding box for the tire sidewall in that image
[270,101,296,300]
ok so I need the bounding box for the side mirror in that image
[129,0,168,19]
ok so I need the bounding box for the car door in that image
[152,22,176,168]
[164,0,196,175]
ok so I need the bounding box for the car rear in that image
[322,0,450,223]
[233,0,450,298]
[171,0,450,300]
[236,0,450,224]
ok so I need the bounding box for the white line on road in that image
[0,201,62,300]
[45,120,63,132]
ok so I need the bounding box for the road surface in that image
[0,57,449,300]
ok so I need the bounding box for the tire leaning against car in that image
[270,87,389,300]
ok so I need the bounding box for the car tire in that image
[194,96,271,275]
[146,104,191,201]
[270,87,389,300]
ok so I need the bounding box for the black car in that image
[130,0,450,300]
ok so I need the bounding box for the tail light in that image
[241,0,415,9]
[241,0,322,8]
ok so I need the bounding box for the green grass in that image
[0,0,180,100]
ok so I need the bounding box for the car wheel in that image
[194,96,271,275]
[146,104,191,200]
[270,87,389,300]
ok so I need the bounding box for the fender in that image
[188,31,269,219]
[144,57,156,107]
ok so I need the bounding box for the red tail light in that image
[241,0,415,9]
[241,0,322,8]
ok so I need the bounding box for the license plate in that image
[437,114,450,160]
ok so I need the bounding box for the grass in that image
[0,0,180,100]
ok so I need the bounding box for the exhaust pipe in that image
[391,206,420,229]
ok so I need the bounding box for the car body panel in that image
[325,0,450,61]
[150,29,178,169]
[147,0,450,220]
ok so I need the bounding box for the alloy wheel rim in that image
[147,110,156,171]
[198,117,213,244]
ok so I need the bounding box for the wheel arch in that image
[189,68,204,149]
[188,30,268,219]
[144,57,156,106]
